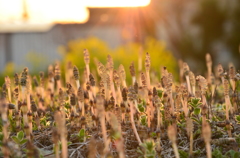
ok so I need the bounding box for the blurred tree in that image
[142,0,240,72]
[60,37,177,84]
[226,0,240,62]
[192,0,227,49]
[191,0,227,65]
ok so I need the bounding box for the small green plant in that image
[110,129,121,141]
[78,129,86,142]
[54,141,72,153]
[235,115,240,124]
[137,139,156,158]
[40,116,51,127]
[140,115,147,126]
[179,150,188,158]
[179,149,201,158]
[8,116,16,132]
[150,132,156,138]
[64,102,71,110]
[235,134,240,148]
[225,150,240,158]
[191,117,202,125]
[11,131,28,145]
[0,119,2,132]
[138,102,146,113]
[189,97,202,115]
[74,129,90,142]
[0,132,3,146]
[189,98,204,130]
[212,148,224,158]
[212,148,240,158]
[157,90,163,98]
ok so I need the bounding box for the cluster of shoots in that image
[0,50,240,158]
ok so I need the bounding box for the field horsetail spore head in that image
[0,44,240,158]
[73,66,80,80]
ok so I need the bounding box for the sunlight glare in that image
[0,0,150,32]
[0,0,89,24]
[0,0,23,22]
[85,0,151,7]
[27,0,89,23]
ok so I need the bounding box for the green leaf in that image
[235,153,240,158]
[17,131,24,140]
[64,103,71,109]
[193,149,201,156]
[139,139,156,158]
[189,98,202,108]
[11,136,20,144]
[20,139,28,145]
[235,134,240,145]
[179,149,188,158]
[59,141,62,150]
[145,153,155,158]
[191,117,200,124]
[233,153,240,158]
[78,129,86,142]
[140,115,147,126]
[46,121,51,126]
[193,129,201,139]
[189,103,195,108]
[226,150,234,158]
[0,132,3,141]
[192,98,201,105]
[150,132,156,138]
[79,129,85,137]
[194,107,201,115]
[67,141,72,146]
[112,131,121,140]
[225,150,240,158]
[137,147,144,156]
[138,103,145,113]
[142,100,146,106]
[235,115,240,123]
[157,90,163,98]
[22,149,28,153]
[212,148,223,158]
[145,141,154,151]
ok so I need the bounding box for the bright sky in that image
[84,0,151,7]
[0,0,150,32]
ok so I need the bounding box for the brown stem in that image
[189,132,193,157]
[130,101,142,144]
[186,75,191,94]
[206,142,212,158]
[172,143,180,158]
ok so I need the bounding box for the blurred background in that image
[0,0,239,82]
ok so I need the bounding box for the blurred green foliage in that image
[0,62,15,86]
[0,55,48,86]
[25,52,50,72]
[148,0,240,71]
[60,37,177,84]
[0,37,177,86]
